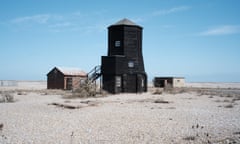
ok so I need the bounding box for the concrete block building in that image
[153,77,185,88]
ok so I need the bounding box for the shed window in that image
[115,41,121,47]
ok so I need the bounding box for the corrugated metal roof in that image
[56,67,87,76]
[111,18,141,27]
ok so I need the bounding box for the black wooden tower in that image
[101,18,147,93]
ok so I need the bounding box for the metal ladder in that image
[87,65,101,82]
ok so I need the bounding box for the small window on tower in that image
[115,41,120,47]
[128,61,134,68]
[116,76,121,87]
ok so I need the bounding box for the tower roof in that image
[110,18,142,28]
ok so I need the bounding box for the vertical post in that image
[64,77,66,90]
[94,66,97,95]
[100,74,102,94]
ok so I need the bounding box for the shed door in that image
[66,78,72,90]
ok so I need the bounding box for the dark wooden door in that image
[137,74,144,93]
[66,78,72,90]
[124,74,137,93]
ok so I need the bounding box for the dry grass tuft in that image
[225,94,234,98]
[0,92,15,103]
[67,81,109,98]
[151,87,189,95]
[16,90,27,95]
[216,137,239,144]
[37,89,70,97]
[95,89,109,97]
[165,88,188,94]
[70,80,96,98]
[152,88,163,95]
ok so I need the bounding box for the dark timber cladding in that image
[47,67,87,90]
[101,18,147,93]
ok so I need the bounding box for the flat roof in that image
[154,77,185,79]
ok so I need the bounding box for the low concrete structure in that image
[153,77,185,88]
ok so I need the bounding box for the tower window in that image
[116,76,121,87]
[128,61,134,68]
[115,41,121,47]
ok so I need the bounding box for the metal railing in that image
[0,80,18,87]
[87,65,102,82]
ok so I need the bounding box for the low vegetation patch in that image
[0,123,3,131]
[151,87,190,95]
[72,80,97,98]
[183,136,196,141]
[224,104,234,108]
[223,99,231,103]
[16,90,27,95]
[216,137,239,144]
[67,81,108,98]
[232,96,240,102]
[233,131,240,135]
[0,92,15,103]
[154,98,169,104]
[208,95,214,98]
[196,88,240,99]
[165,87,188,94]
[152,88,163,95]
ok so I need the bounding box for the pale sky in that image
[0,0,240,82]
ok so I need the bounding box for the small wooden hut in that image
[47,67,87,90]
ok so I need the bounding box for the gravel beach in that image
[1,82,240,144]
